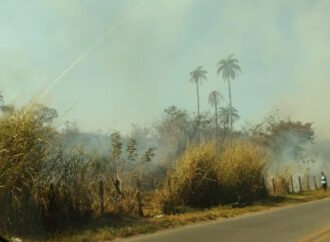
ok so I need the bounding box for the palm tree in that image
[217,54,241,132]
[208,90,223,132]
[219,105,240,130]
[190,66,207,116]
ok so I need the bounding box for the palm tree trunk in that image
[227,79,232,132]
[215,102,218,135]
[196,82,200,116]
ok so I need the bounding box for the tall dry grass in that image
[0,105,155,236]
[155,140,268,213]
[0,105,57,234]
[217,140,268,203]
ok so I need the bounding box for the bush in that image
[0,105,57,234]
[156,140,268,212]
[0,104,156,236]
[0,105,95,235]
[217,140,268,204]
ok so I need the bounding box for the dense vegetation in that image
[156,141,267,212]
[0,57,317,240]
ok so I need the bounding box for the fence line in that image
[270,175,322,194]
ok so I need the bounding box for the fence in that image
[269,175,321,194]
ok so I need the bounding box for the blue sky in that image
[0,0,329,137]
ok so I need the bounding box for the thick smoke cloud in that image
[0,0,329,139]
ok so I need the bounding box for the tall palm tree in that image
[219,105,240,130]
[208,90,223,132]
[217,54,241,132]
[190,66,207,116]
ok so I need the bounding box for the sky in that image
[0,0,329,137]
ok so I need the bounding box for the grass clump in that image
[0,104,156,238]
[156,140,268,212]
[217,140,268,203]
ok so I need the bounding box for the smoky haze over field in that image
[3,1,330,238]
[0,0,330,138]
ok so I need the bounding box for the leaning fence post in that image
[281,179,287,193]
[290,176,294,193]
[307,176,310,191]
[99,180,104,214]
[298,176,302,192]
[137,178,144,217]
[272,178,276,194]
[314,176,318,190]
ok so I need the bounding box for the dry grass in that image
[1,105,327,242]
[154,140,268,212]
[0,104,154,238]
[24,190,330,242]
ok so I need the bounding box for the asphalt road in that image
[117,198,330,242]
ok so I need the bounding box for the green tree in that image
[190,66,207,116]
[208,90,223,133]
[217,54,241,131]
[219,105,240,130]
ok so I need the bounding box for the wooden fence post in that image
[272,178,276,194]
[291,176,294,193]
[298,176,302,192]
[99,180,104,214]
[137,178,144,217]
[307,176,310,191]
[314,176,318,190]
[281,179,288,193]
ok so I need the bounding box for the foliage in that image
[217,140,268,203]
[208,90,223,132]
[0,104,157,237]
[190,66,207,115]
[218,105,240,130]
[156,140,268,212]
[217,54,241,131]
[244,110,314,160]
[217,54,241,80]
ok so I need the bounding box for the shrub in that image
[217,140,268,204]
[156,140,268,212]
[0,105,95,234]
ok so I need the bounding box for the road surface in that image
[117,198,330,242]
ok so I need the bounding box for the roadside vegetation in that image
[0,56,326,242]
[27,191,330,242]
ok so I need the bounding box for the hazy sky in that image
[0,0,329,137]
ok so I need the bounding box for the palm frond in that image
[216,66,224,75]
[228,54,235,59]
[232,63,242,72]
[217,59,227,65]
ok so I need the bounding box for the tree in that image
[0,93,15,116]
[156,106,210,156]
[217,54,241,132]
[267,120,314,159]
[244,110,315,161]
[156,106,190,155]
[208,90,223,133]
[219,105,240,130]
[190,66,207,116]
[34,104,58,123]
